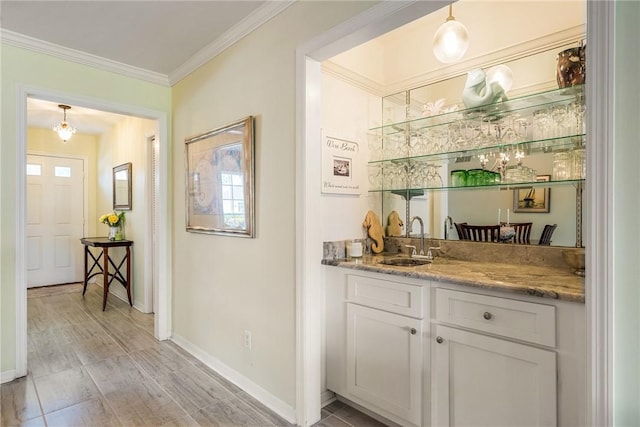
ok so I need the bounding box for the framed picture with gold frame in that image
[513,175,550,213]
[185,116,255,237]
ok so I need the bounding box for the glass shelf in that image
[368,178,584,194]
[370,84,584,136]
[368,133,585,165]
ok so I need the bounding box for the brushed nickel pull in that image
[436,336,444,344]
[483,311,493,320]
[410,328,417,335]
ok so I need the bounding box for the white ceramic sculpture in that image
[462,68,508,109]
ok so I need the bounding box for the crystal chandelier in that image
[53,104,76,143]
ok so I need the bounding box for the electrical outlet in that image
[243,330,252,350]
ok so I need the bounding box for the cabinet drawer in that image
[348,274,423,318]
[434,288,555,347]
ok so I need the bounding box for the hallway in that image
[1,284,295,426]
[1,284,383,427]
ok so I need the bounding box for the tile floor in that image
[1,283,386,427]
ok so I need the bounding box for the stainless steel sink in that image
[378,257,432,267]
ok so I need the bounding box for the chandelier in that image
[53,104,76,143]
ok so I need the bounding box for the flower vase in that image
[108,226,119,241]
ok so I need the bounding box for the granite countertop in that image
[322,254,585,303]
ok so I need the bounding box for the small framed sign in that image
[321,131,361,195]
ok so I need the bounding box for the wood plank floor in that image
[1,284,386,427]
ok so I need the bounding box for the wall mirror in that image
[377,41,585,248]
[113,162,132,210]
[185,116,255,237]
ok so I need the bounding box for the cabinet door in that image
[432,324,556,427]
[347,303,422,425]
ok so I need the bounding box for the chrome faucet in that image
[409,216,425,255]
[444,216,453,240]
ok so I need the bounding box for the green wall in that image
[0,44,171,374]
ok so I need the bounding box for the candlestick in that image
[498,208,501,224]
[507,208,510,225]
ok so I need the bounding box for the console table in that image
[80,237,133,310]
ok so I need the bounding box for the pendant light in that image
[432,4,469,64]
[53,104,76,143]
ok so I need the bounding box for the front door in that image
[26,154,85,287]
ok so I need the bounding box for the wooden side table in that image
[80,237,133,310]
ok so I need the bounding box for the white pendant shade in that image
[433,5,469,64]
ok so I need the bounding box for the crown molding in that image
[0,29,170,86]
[322,61,386,97]
[168,0,296,85]
[325,24,586,97]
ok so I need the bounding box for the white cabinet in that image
[346,303,423,425]
[325,270,426,426]
[432,288,558,427]
[323,268,585,427]
[431,324,557,427]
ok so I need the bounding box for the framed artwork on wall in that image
[513,175,551,213]
[185,116,255,237]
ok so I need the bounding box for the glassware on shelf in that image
[571,148,586,179]
[503,165,536,183]
[552,151,572,180]
[425,164,443,188]
[368,163,383,190]
[467,168,485,186]
[450,170,468,187]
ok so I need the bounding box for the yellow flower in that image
[107,214,119,225]
[99,214,109,223]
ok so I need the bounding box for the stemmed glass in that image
[501,114,520,145]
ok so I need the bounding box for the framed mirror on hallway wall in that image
[113,162,132,210]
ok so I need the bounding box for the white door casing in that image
[14,86,172,381]
[26,155,84,287]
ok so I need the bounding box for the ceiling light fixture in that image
[432,4,469,64]
[53,104,76,143]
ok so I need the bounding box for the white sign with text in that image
[321,131,361,195]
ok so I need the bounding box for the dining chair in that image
[454,222,468,240]
[501,222,533,244]
[462,224,501,242]
[538,224,558,245]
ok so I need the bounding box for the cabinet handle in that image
[436,336,444,344]
[483,311,493,320]
[410,328,417,335]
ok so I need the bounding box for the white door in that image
[432,324,557,427]
[346,303,422,425]
[26,155,84,287]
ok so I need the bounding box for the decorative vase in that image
[556,46,585,88]
[108,226,119,241]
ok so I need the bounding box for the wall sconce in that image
[53,104,76,143]
[432,4,469,64]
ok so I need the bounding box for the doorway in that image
[296,1,612,426]
[14,86,172,379]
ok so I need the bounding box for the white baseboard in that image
[321,390,336,407]
[170,333,297,424]
[1,369,16,384]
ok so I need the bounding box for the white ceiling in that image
[1,1,269,76]
[1,0,293,134]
